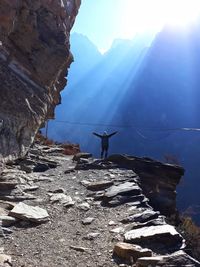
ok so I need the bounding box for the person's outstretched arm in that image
[108,131,118,138]
[93,132,102,138]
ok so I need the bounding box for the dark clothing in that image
[93,131,117,158]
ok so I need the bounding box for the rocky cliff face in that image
[0,0,80,163]
[107,155,184,219]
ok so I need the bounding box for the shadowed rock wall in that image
[0,0,80,162]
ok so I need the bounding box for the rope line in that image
[50,120,200,132]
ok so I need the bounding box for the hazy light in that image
[120,0,200,38]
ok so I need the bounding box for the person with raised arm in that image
[93,131,118,159]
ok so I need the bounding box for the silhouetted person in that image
[93,131,118,159]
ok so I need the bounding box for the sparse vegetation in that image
[35,131,80,155]
[177,216,200,260]
[164,154,180,165]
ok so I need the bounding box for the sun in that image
[162,0,200,27]
[119,0,200,39]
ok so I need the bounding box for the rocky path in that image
[0,146,199,267]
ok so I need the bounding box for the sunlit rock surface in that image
[0,0,80,163]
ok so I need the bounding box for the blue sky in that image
[72,0,200,52]
[72,0,126,52]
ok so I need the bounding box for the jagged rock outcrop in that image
[106,154,184,218]
[0,0,80,163]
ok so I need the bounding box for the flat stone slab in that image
[106,194,145,207]
[136,251,200,266]
[23,186,39,192]
[0,215,17,227]
[104,182,141,199]
[136,256,163,267]
[113,242,152,263]
[9,202,49,223]
[86,180,114,191]
[124,225,183,248]
[0,182,17,190]
[121,210,159,224]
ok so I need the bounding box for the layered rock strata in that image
[0,0,80,162]
[107,154,184,218]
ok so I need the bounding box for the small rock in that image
[23,185,39,192]
[77,202,90,211]
[113,242,152,263]
[70,245,90,252]
[0,215,17,227]
[136,256,163,267]
[73,153,92,162]
[81,180,91,186]
[2,227,13,235]
[82,217,95,225]
[110,227,125,234]
[9,202,49,223]
[64,168,75,174]
[86,180,114,191]
[37,176,53,182]
[108,220,117,226]
[50,193,73,205]
[49,188,66,194]
[63,200,75,208]
[85,232,100,240]
[73,196,82,203]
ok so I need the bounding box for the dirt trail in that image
[3,155,135,267]
[0,150,199,267]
